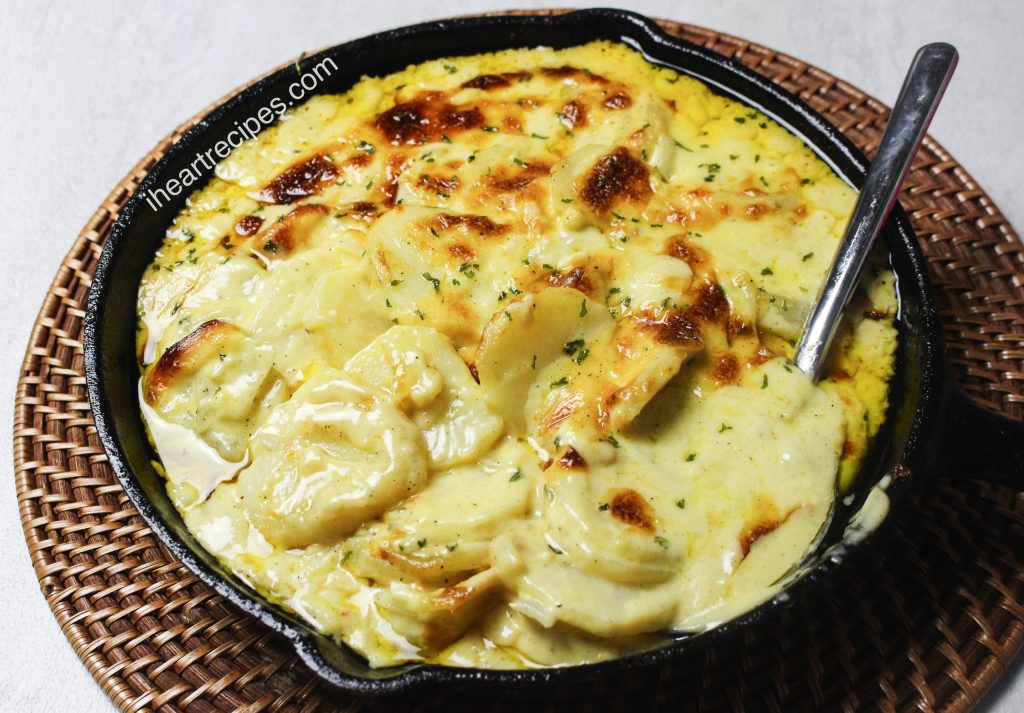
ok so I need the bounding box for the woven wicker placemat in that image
[14,14,1024,713]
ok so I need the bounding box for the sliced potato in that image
[145,320,286,462]
[476,286,704,447]
[236,369,428,549]
[474,288,614,434]
[491,523,680,638]
[376,569,504,653]
[365,204,518,350]
[344,326,504,469]
[347,447,533,587]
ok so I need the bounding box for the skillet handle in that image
[928,386,1024,485]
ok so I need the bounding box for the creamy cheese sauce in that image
[136,41,897,668]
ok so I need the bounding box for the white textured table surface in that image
[1,1,1021,711]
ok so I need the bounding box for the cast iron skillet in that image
[83,8,1024,696]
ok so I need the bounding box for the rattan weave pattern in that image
[13,15,1024,713]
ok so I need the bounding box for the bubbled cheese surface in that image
[137,41,898,669]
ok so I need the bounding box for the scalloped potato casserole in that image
[136,41,897,668]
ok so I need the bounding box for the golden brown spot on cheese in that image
[794,204,808,219]
[252,154,339,204]
[490,175,533,192]
[445,298,473,323]
[431,213,508,236]
[580,147,651,213]
[728,320,750,341]
[602,92,632,110]
[383,154,408,207]
[668,189,723,229]
[864,308,887,320]
[348,202,380,221]
[748,345,776,367]
[711,353,740,384]
[558,446,587,470]
[466,362,480,384]
[558,100,587,130]
[146,320,230,402]
[665,235,709,270]
[234,215,264,237]
[740,521,780,557]
[744,203,772,220]
[633,309,702,347]
[727,317,752,341]
[842,440,857,457]
[487,162,551,193]
[256,204,329,256]
[344,152,373,169]
[418,173,460,195]
[610,489,655,531]
[447,243,476,260]
[548,265,594,296]
[375,92,484,146]
[541,392,583,433]
[461,72,530,91]
[541,65,609,84]
[691,281,729,324]
[740,505,797,557]
[461,74,510,90]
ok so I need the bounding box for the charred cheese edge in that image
[136,41,897,669]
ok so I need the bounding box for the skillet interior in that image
[84,8,944,693]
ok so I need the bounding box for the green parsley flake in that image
[563,339,585,356]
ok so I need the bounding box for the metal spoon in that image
[794,43,958,378]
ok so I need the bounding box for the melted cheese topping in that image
[136,41,897,669]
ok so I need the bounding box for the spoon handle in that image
[794,43,958,378]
